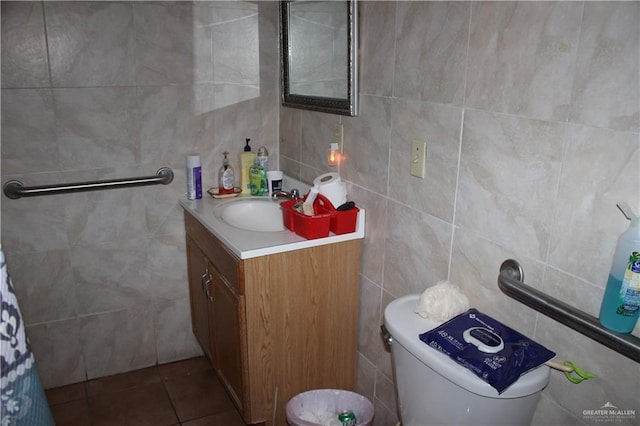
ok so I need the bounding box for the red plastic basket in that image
[315,195,359,235]
[280,195,333,239]
[280,194,359,239]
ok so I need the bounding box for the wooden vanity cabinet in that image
[184,210,361,425]
[210,269,246,410]
[186,239,215,364]
[185,215,248,415]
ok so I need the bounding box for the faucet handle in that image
[290,188,300,199]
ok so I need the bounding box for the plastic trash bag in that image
[286,389,374,426]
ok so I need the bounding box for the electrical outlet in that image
[410,139,427,178]
[333,124,344,153]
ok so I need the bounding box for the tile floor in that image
[45,356,252,426]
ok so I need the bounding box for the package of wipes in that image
[419,309,555,393]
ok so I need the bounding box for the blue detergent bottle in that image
[598,203,640,333]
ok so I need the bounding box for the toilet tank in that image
[384,295,550,426]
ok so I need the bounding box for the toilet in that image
[383,295,550,426]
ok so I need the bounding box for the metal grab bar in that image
[498,259,640,363]
[3,167,174,200]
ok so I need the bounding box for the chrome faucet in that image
[271,188,300,200]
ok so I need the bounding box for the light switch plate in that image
[410,139,427,178]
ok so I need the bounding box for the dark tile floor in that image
[45,357,250,426]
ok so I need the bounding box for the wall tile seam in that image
[1,81,282,90]
[65,232,156,246]
[540,262,608,295]
[24,304,161,328]
[5,89,633,134]
[356,92,639,137]
[447,107,466,280]
[280,153,301,165]
[281,162,464,250]
[37,2,232,89]
[562,1,586,136]
[359,272,384,297]
[541,125,570,257]
[24,315,81,329]
[372,373,395,416]
[460,0,473,113]
[372,396,396,423]
[39,0,55,90]
[539,120,572,294]
[3,24,239,88]
[358,342,394,386]
[536,392,586,426]
[360,271,383,293]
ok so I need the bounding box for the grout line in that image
[160,374,182,425]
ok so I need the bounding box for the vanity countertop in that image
[179,194,365,260]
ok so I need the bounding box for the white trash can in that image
[286,389,374,426]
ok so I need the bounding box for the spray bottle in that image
[598,202,640,333]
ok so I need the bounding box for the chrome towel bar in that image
[3,167,174,200]
[498,259,640,363]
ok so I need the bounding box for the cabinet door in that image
[212,270,246,411]
[186,237,214,363]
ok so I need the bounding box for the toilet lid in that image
[384,294,551,399]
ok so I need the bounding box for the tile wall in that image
[279,2,639,425]
[2,1,639,425]
[1,1,279,387]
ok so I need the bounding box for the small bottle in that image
[218,151,235,194]
[239,138,256,194]
[186,155,202,200]
[257,146,269,171]
[599,204,640,333]
[249,157,266,196]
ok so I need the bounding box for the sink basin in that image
[214,197,287,232]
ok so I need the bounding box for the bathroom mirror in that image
[280,0,358,116]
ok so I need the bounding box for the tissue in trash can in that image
[419,309,555,393]
[286,389,374,426]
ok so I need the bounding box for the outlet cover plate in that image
[410,139,427,178]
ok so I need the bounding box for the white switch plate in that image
[410,139,427,178]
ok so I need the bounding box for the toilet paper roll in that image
[313,172,347,208]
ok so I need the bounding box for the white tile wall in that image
[2,2,639,425]
[281,2,639,424]
[1,1,279,387]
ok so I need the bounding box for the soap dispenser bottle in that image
[239,138,255,194]
[599,203,640,333]
[218,151,235,194]
[249,156,266,196]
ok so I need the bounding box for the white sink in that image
[214,197,286,232]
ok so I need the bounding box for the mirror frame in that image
[280,0,358,116]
